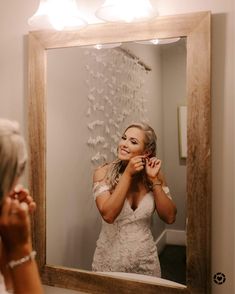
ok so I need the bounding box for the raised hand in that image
[125,155,146,177]
[0,197,32,256]
[145,157,161,180]
[9,185,36,214]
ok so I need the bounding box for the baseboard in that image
[155,229,186,254]
[155,230,167,254]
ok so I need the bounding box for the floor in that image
[159,245,186,285]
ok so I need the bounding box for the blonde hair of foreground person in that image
[0,119,43,294]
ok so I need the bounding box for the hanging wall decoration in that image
[85,46,150,165]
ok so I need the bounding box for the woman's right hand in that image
[124,155,146,177]
[9,184,36,214]
[0,197,32,258]
[0,197,43,294]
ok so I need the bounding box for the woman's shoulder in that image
[93,162,112,182]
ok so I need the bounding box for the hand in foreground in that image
[125,155,146,176]
[0,198,43,294]
[9,184,36,214]
[145,157,161,180]
[0,197,32,257]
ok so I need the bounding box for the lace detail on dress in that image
[92,192,161,277]
[93,182,110,200]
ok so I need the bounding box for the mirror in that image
[28,11,211,294]
[46,39,187,284]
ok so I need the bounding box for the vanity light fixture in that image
[28,0,87,31]
[95,0,157,23]
[136,37,181,45]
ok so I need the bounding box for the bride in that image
[92,122,177,277]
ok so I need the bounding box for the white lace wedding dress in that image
[92,183,170,277]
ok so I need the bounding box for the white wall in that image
[0,0,234,293]
[46,47,101,270]
[161,41,187,231]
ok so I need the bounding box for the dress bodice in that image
[101,192,155,236]
[92,191,161,276]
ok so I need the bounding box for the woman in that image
[92,122,177,277]
[0,119,43,293]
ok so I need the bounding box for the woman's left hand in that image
[145,157,161,180]
[9,185,36,214]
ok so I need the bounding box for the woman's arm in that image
[6,244,42,294]
[145,158,177,224]
[94,165,132,224]
[151,171,177,224]
[0,197,43,294]
[95,157,145,223]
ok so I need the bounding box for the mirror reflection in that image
[46,39,187,285]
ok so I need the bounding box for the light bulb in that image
[94,44,103,50]
[135,38,181,45]
[28,0,87,30]
[150,39,159,45]
[93,43,122,49]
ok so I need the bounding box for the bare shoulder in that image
[93,162,111,182]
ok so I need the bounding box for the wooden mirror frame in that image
[28,11,211,294]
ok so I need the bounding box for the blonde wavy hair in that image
[106,122,157,190]
[0,119,27,200]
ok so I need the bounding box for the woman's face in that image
[118,127,146,161]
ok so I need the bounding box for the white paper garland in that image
[85,47,149,166]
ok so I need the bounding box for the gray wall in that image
[162,42,187,231]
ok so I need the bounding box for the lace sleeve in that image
[93,182,110,200]
[162,186,172,200]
